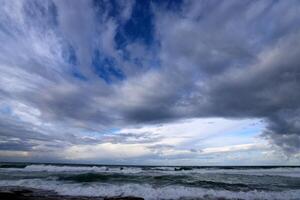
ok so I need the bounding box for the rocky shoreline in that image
[0,187,144,200]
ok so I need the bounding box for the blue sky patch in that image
[92,50,125,83]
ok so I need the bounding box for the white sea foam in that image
[150,167,175,171]
[0,179,300,200]
[1,165,300,178]
[0,164,142,174]
[146,167,300,178]
[190,168,300,178]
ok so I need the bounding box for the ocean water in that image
[0,163,300,200]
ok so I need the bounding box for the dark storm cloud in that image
[0,117,53,142]
[0,0,300,159]
[0,116,60,153]
[148,0,300,153]
[0,139,33,151]
[263,109,300,154]
[202,34,300,153]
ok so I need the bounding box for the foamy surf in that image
[0,179,300,200]
[1,164,300,199]
[0,164,143,174]
[1,164,300,177]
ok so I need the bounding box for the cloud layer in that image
[0,0,300,164]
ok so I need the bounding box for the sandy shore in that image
[0,186,144,200]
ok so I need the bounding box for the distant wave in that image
[0,164,27,168]
[1,164,300,178]
[0,164,142,173]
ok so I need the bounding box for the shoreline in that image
[0,186,144,200]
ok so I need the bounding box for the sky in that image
[0,0,300,165]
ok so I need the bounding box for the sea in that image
[0,163,300,200]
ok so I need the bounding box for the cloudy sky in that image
[0,0,300,165]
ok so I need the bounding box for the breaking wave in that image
[0,179,300,200]
[1,164,300,177]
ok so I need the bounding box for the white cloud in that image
[60,118,269,163]
[119,118,264,147]
[201,143,265,154]
[0,150,30,157]
[64,142,151,160]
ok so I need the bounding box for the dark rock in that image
[104,197,144,200]
[0,187,144,200]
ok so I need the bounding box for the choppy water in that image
[1,163,300,199]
